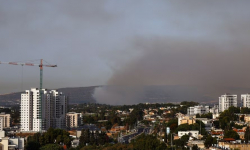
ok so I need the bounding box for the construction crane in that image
[0,59,57,131]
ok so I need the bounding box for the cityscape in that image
[1,1,250,150]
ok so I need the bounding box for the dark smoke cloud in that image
[93,0,250,105]
[94,36,250,105]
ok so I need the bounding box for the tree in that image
[204,135,216,148]
[79,129,90,146]
[175,123,190,133]
[180,134,189,145]
[25,141,40,150]
[192,144,199,150]
[56,135,63,144]
[132,134,167,150]
[40,144,63,150]
[245,127,250,143]
[241,107,250,114]
[224,130,240,140]
[166,118,178,132]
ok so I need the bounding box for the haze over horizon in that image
[1,1,250,104]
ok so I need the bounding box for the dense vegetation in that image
[25,128,72,150]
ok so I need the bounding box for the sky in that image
[1,1,250,104]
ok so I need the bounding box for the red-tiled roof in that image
[233,128,245,132]
[211,131,223,135]
[223,138,235,141]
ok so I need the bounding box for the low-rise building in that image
[0,113,11,128]
[211,130,224,140]
[76,124,100,138]
[196,118,213,131]
[178,130,199,139]
[218,138,250,150]
[244,115,250,123]
[188,140,205,149]
[187,105,210,115]
[0,137,24,150]
[176,113,196,125]
[233,128,245,140]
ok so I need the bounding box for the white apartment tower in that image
[21,88,68,132]
[219,94,237,112]
[241,94,250,108]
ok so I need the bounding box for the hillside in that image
[1,85,249,106]
[0,86,97,106]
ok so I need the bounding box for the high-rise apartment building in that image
[241,94,250,108]
[21,88,68,132]
[219,94,237,112]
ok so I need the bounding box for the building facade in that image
[178,130,199,139]
[21,88,68,132]
[0,113,11,128]
[0,117,3,132]
[219,94,237,112]
[187,105,210,115]
[66,112,82,128]
[241,94,250,108]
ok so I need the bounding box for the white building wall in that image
[241,94,250,108]
[187,105,210,115]
[20,90,33,131]
[21,88,67,132]
[219,94,237,112]
[0,117,3,131]
[178,130,199,139]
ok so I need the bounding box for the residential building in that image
[233,128,245,140]
[66,112,82,128]
[219,94,237,112]
[0,112,11,128]
[76,124,100,138]
[176,113,195,125]
[0,117,3,131]
[187,105,210,115]
[209,104,219,119]
[0,117,5,139]
[244,115,250,123]
[178,130,199,139]
[187,140,205,149]
[21,88,68,132]
[209,104,219,114]
[195,118,213,131]
[241,94,250,108]
[0,137,24,150]
[218,138,250,150]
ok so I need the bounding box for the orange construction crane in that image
[0,59,57,131]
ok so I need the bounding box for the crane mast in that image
[0,59,57,132]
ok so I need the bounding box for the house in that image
[218,138,250,150]
[76,124,101,138]
[233,128,245,140]
[176,113,196,125]
[178,130,199,139]
[211,130,224,140]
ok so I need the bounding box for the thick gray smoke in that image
[93,1,250,105]
[94,37,250,105]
